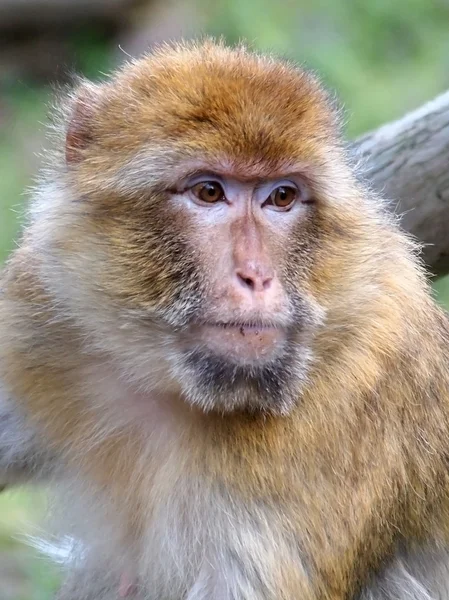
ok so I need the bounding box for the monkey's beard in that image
[148,281,324,415]
[173,336,313,415]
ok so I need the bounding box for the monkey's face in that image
[81,162,326,415]
[59,42,360,414]
[157,170,326,414]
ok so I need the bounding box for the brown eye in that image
[191,182,225,203]
[268,186,297,209]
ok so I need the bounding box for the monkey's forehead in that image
[87,41,339,172]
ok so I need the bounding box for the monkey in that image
[0,390,55,486]
[1,39,449,600]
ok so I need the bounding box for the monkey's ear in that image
[65,84,103,165]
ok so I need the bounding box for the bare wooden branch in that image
[354,91,449,277]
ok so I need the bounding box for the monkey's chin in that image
[189,323,288,365]
[173,333,310,415]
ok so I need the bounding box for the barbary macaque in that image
[1,40,449,599]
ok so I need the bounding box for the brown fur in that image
[1,39,449,599]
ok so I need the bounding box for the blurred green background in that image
[1,0,449,597]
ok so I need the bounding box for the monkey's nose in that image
[235,266,273,293]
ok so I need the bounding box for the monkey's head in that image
[39,40,409,415]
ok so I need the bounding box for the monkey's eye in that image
[265,186,298,210]
[190,182,225,204]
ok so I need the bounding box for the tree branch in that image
[354,91,449,277]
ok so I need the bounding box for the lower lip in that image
[190,323,287,362]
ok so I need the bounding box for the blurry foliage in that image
[67,27,115,79]
[0,87,49,263]
[1,1,449,597]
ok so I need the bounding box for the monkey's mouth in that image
[186,321,288,364]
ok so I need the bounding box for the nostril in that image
[237,272,255,290]
[262,277,272,290]
[236,270,273,293]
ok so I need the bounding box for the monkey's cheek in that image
[191,325,288,364]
